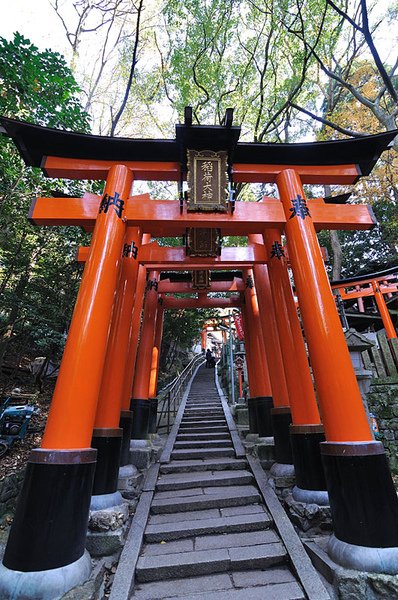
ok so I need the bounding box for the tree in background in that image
[0,34,91,384]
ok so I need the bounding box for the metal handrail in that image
[156,354,204,433]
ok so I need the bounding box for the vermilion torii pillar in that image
[90,226,143,505]
[247,238,292,465]
[1,164,133,591]
[242,268,273,438]
[277,169,398,568]
[262,228,327,498]
[131,270,160,439]
[120,243,150,462]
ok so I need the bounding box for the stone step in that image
[182,418,225,423]
[173,440,233,450]
[176,433,230,441]
[151,485,261,514]
[171,447,235,460]
[143,529,279,555]
[160,458,248,474]
[145,510,271,542]
[177,426,229,434]
[183,411,224,418]
[132,569,303,600]
[157,469,253,491]
[148,503,268,526]
[185,399,222,410]
[136,539,287,582]
[180,420,226,428]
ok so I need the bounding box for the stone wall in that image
[0,470,24,518]
[366,376,398,474]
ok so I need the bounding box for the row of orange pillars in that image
[1,165,398,598]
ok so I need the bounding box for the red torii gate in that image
[1,114,398,597]
[332,269,398,339]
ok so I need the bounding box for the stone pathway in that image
[131,366,308,599]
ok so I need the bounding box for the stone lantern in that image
[344,328,375,398]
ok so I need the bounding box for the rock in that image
[335,569,368,600]
[89,504,129,533]
[368,572,398,598]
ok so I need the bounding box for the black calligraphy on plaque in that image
[270,241,285,259]
[289,194,310,220]
[99,191,124,218]
[201,160,214,202]
[122,241,138,259]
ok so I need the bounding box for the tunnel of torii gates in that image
[1,109,398,594]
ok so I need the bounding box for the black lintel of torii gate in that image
[0,112,397,183]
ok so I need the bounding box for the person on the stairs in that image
[205,349,215,368]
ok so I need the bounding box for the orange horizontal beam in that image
[43,156,360,185]
[332,274,397,290]
[139,242,268,266]
[335,284,397,300]
[76,245,254,270]
[43,157,180,180]
[30,194,376,234]
[163,296,241,309]
[233,163,360,185]
[158,279,245,293]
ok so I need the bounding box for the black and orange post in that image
[242,268,273,438]
[131,270,160,439]
[277,168,398,552]
[91,225,143,500]
[263,226,327,495]
[3,164,132,578]
[248,236,293,465]
[119,236,151,460]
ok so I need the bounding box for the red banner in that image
[234,313,245,340]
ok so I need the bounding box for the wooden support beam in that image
[42,155,359,185]
[232,163,360,185]
[30,194,376,235]
[43,157,180,180]
[157,278,245,293]
[163,296,241,309]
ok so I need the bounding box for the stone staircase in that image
[131,366,307,599]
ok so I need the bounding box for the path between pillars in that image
[110,365,329,600]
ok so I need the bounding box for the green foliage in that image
[0,33,92,371]
[0,33,90,131]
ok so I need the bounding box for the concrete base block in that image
[269,463,296,489]
[328,534,398,575]
[245,433,259,442]
[118,465,143,494]
[90,491,124,511]
[129,441,153,470]
[235,407,249,426]
[255,440,275,468]
[0,550,91,600]
[87,503,129,557]
[86,530,125,557]
[292,486,329,506]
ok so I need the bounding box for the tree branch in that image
[110,0,144,136]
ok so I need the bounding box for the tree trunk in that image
[324,185,344,280]
[330,230,343,280]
